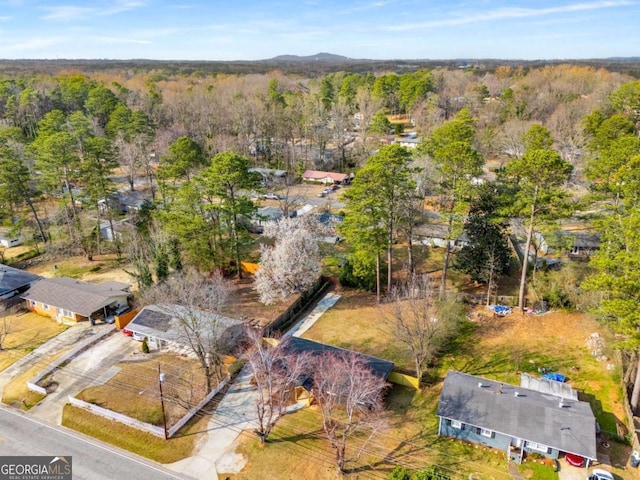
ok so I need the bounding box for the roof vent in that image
[478,382,483,388]
[559,399,565,408]
[514,391,520,397]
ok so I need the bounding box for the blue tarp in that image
[490,305,512,316]
[543,372,566,383]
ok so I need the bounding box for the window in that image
[60,309,73,319]
[526,441,550,454]
[480,428,494,438]
[450,419,463,429]
[42,303,49,311]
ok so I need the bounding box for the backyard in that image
[223,289,633,479]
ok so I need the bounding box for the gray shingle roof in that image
[21,277,130,317]
[437,371,597,460]
[126,304,242,345]
[285,337,395,381]
[0,264,41,296]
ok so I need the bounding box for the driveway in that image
[27,330,136,424]
[557,458,592,480]
[168,288,340,479]
[167,367,258,479]
[0,322,103,400]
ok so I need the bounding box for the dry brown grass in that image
[300,289,414,369]
[1,349,67,409]
[0,311,67,372]
[76,352,209,427]
[62,402,212,464]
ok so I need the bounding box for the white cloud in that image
[41,6,93,21]
[101,1,146,16]
[386,0,635,31]
[40,1,145,21]
[0,36,68,53]
[89,35,152,45]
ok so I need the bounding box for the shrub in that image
[141,337,150,354]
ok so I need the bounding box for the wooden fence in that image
[267,277,331,335]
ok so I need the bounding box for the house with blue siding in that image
[437,371,597,465]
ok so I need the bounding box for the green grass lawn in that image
[295,289,632,479]
[62,403,211,464]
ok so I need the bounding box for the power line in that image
[48,357,514,479]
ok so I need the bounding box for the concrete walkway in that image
[168,289,342,479]
[167,367,258,479]
[287,291,341,337]
[507,462,525,480]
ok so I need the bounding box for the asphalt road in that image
[0,406,194,480]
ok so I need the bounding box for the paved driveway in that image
[27,330,137,424]
[558,458,590,480]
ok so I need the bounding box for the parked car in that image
[105,305,130,323]
[263,193,282,200]
[330,184,340,191]
[565,453,584,467]
[587,469,614,480]
[317,191,326,197]
[132,332,146,342]
[122,328,133,336]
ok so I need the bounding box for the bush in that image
[387,466,410,480]
[338,254,380,292]
[141,337,150,354]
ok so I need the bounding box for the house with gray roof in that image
[285,337,395,382]
[437,371,597,465]
[22,277,130,324]
[125,304,244,353]
[0,264,41,309]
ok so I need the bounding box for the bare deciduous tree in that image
[254,217,321,305]
[313,352,388,474]
[245,328,309,444]
[382,274,447,385]
[140,270,233,393]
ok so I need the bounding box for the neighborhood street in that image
[0,406,194,480]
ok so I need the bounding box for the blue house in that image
[437,371,597,465]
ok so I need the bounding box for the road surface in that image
[0,406,194,480]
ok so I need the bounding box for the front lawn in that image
[62,403,211,464]
[0,311,67,372]
[76,353,209,427]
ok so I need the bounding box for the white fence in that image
[68,375,231,439]
[68,396,165,437]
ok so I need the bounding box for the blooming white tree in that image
[254,217,322,305]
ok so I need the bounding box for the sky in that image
[0,0,638,61]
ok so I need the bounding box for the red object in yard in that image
[122,328,133,336]
[565,453,585,467]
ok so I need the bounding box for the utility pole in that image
[158,363,168,440]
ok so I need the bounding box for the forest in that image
[1,60,640,391]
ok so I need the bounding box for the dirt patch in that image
[224,276,300,328]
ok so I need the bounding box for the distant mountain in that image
[264,52,354,63]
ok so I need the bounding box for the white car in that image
[586,469,614,480]
[263,193,282,200]
[132,332,146,342]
